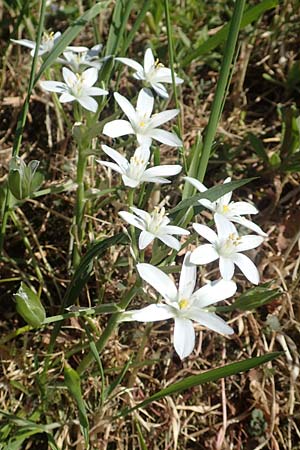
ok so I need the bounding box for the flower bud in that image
[8,157,44,200]
[14,282,46,327]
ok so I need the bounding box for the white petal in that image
[192,279,237,308]
[231,216,267,237]
[161,225,189,236]
[130,207,150,221]
[121,175,139,187]
[136,134,152,147]
[229,201,258,216]
[232,253,260,285]
[118,211,144,230]
[78,95,98,112]
[142,176,170,184]
[103,120,135,138]
[149,109,179,128]
[139,230,154,249]
[190,244,219,265]
[158,234,181,251]
[152,83,169,98]
[82,67,98,87]
[178,252,196,300]
[144,48,155,73]
[137,263,178,302]
[235,235,264,252]
[136,88,154,119]
[150,129,182,147]
[115,57,143,72]
[114,92,137,124]
[214,213,237,239]
[173,318,195,359]
[184,176,207,193]
[188,310,234,335]
[192,223,217,243]
[198,198,215,211]
[143,164,181,178]
[134,145,150,163]
[98,161,124,174]
[40,80,66,93]
[86,87,108,96]
[11,38,35,49]
[219,256,235,280]
[62,67,77,86]
[101,144,128,171]
[127,304,174,322]
[59,92,75,103]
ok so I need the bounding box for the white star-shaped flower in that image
[116,48,183,98]
[102,88,182,147]
[122,252,236,359]
[40,67,108,112]
[119,206,189,251]
[185,176,267,236]
[11,31,62,56]
[58,44,107,72]
[98,144,182,188]
[190,213,264,284]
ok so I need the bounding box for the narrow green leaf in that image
[247,133,269,164]
[118,352,281,417]
[170,178,255,215]
[35,1,111,82]
[182,0,279,66]
[105,0,134,57]
[64,364,89,429]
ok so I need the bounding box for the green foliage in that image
[14,282,46,328]
[64,364,89,429]
[8,157,44,200]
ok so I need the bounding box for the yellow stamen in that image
[222,205,229,213]
[179,299,189,310]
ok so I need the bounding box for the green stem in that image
[195,0,246,183]
[72,148,87,268]
[0,0,47,253]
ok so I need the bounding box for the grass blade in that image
[118,352,281,417]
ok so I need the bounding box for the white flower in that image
[11,31,61,56]
[40,67,108,113]
[102,88,182,147]
[116,48,183,98]
[185,176,267,236]
[98,144,182,188]
[122,253,236,359]
[58,44,106,72]
[119,206,189,251]
[190,213,264,284]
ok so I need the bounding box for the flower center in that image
[219,233,241,256]
[178,298,189,310]
[147,207,166,233]
[127,155,147,180]
[222,205,230,213]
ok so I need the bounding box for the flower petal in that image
[192,223,217,243]
[82,67,98,87]
[62,67,77,86]
[130,207,150,221]
[188,310,234,335]
[114,92,137,124]
[158,234,181,251]
[232,253,260,285]
[149,109,179,128]
[86,87,108,96]
[101,145,128,171]
[59,92,75,103]
[150,129,182,147]
[78,95,98,112]
[144,48,155,73]
[229,201,258,216]
[152,82,169,98]
[173,317,195,359]
[136,88,154,119]
[235,235,264,252]
[121,175,139,187]
[192,279,237,308]
[98,161,124,174]
[125,304,174,322]
[103,120,135,138]
[214,213,237,239]
[40,80,66,93]
[231,216,267,237]
[219,256,235,280]
[11,38,35,49]
[184,176,207,193]
[161,225,190,236]
[143,164,181,178]
[137,263,178,302]
[190,244,219,265]
[178,252,197,300]
[115,57,143,73]
[118,211,144,230]
[139,230,154,249]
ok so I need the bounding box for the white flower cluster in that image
[12,35,266,360]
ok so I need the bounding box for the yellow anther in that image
[139,121,146,128]
[222,205,229,213]
[179,299,189,310]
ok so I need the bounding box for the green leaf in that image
[170,178,255,215]
[247,133,269,165]
[63,233,129,308]
[35,1,111,82]
[118,352,281,418]
[64,364,89,429]
[217,282,282,312]
[105,0,134,57]
[182,0,279,66]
